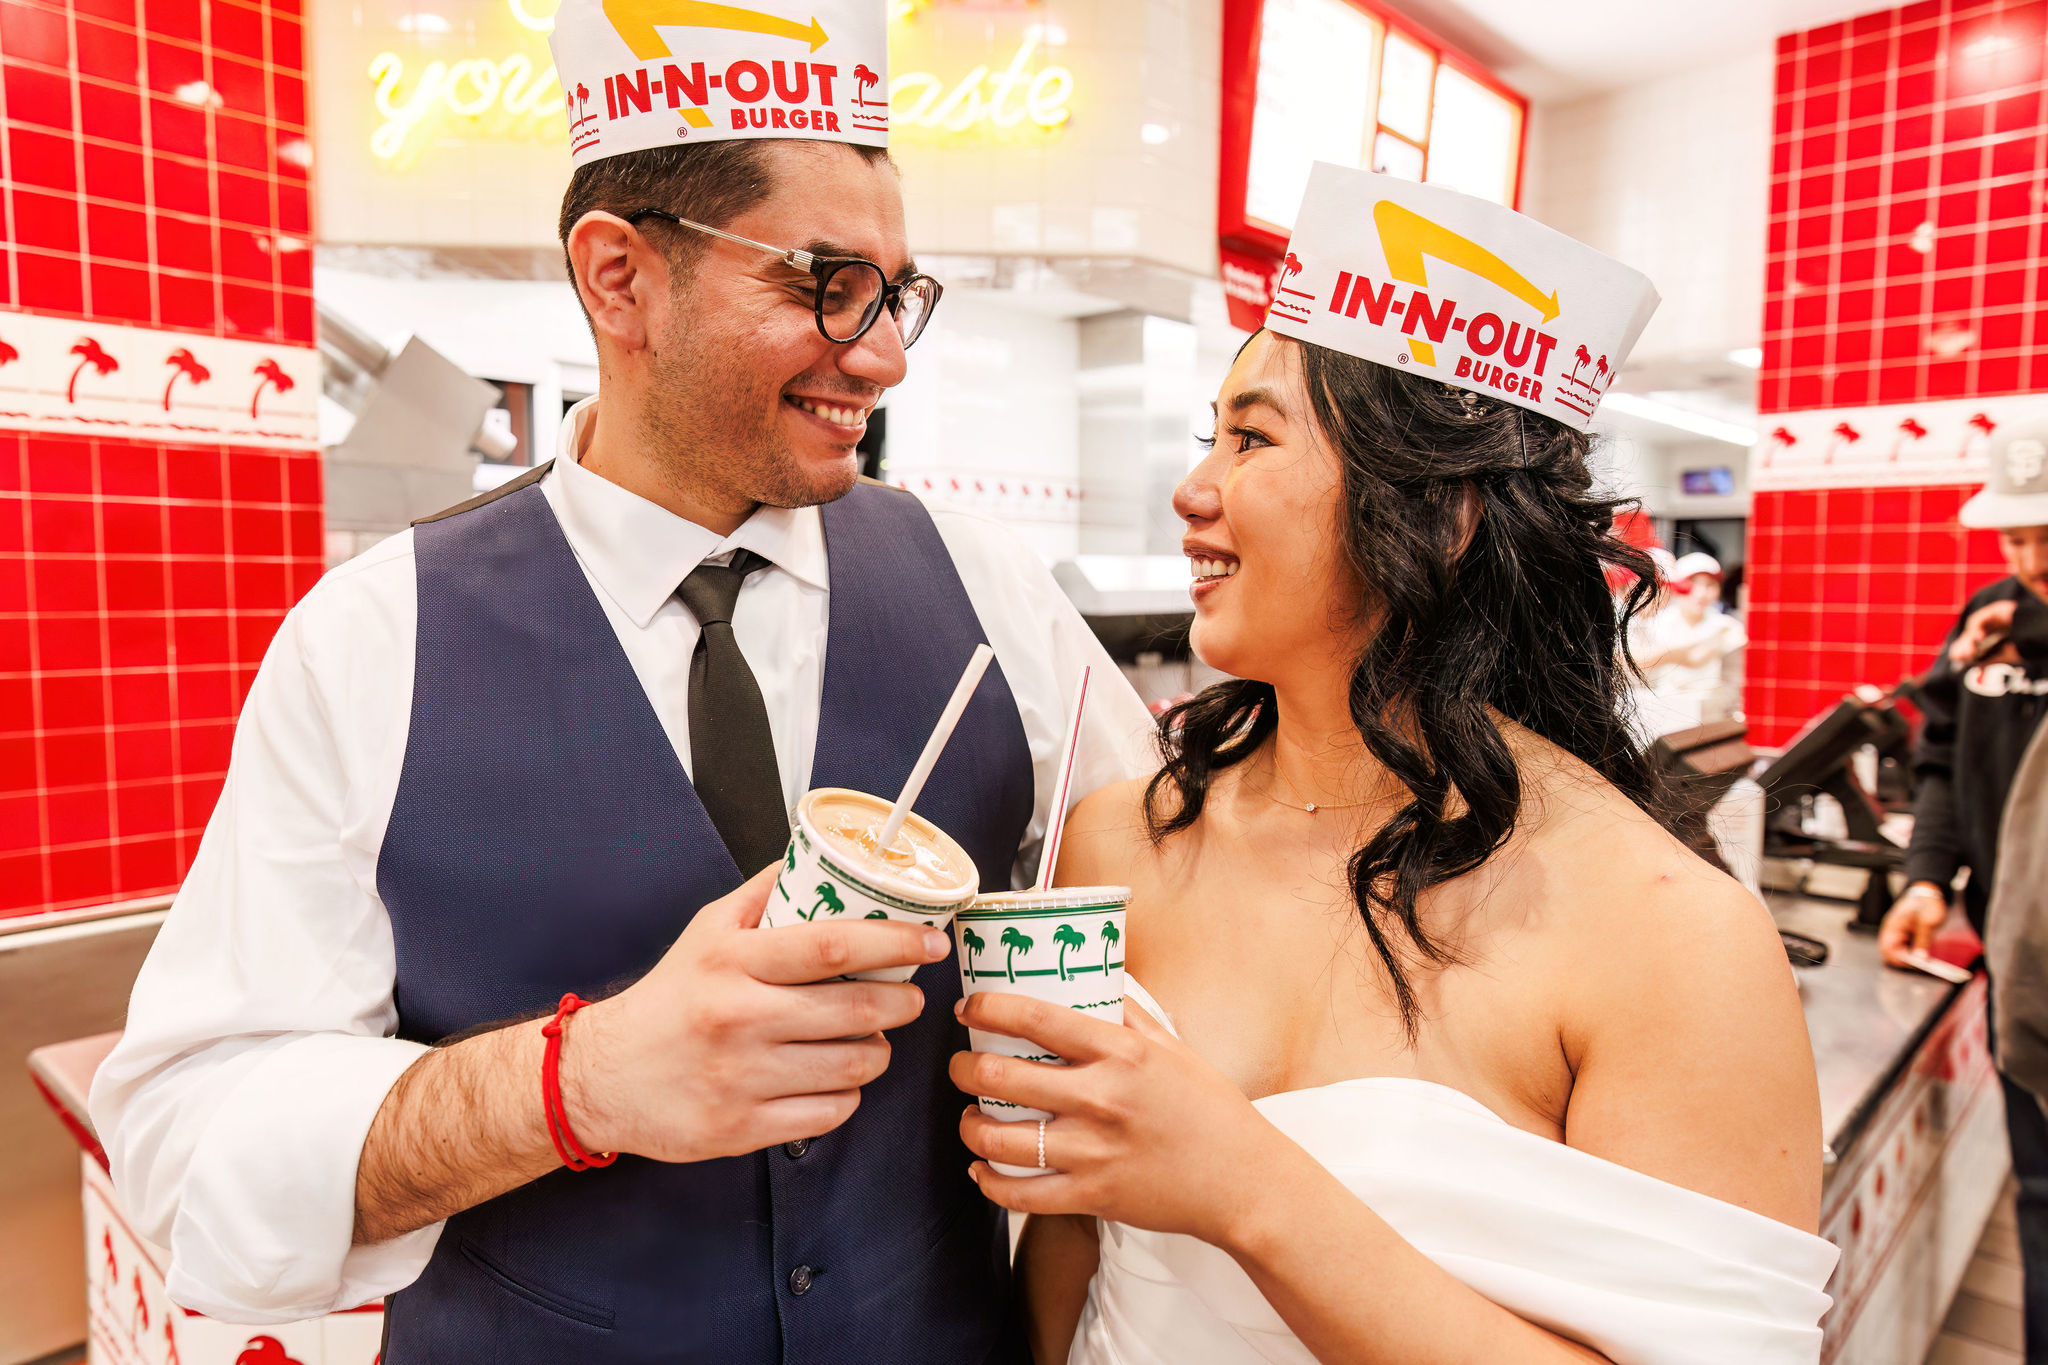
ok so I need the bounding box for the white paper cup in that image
[955,886,1130,1176]
[763,789,980,983]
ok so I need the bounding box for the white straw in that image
[876,644,995,851]
[1034,664,1092,891]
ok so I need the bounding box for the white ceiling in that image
[1382,0,1889,101]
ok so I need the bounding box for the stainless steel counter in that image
[1770,890,1963,1175]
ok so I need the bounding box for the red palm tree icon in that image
[102,1230,118,1286]
[165,1313,181,1365]
[67,337,119,402]
[250,358,294,418]
[0,336,17,367]
[163,348,212,410]
[854,63,878,105]
[1900,417,1928,440]
[574,82,589,118]
[1969,412,1997,436]
[1280,251,1302,285]
[235,1336,304,1365]
[1763,425,1796,468]
[131,1269,149,1336]
[1825,420,1861,463]
[1569,343,1592,383]
[1593,355,1610,387]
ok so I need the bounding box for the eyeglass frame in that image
[624,207,943,349]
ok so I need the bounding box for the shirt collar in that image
[550,397,830,628]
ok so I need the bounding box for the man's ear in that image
[1450,480,1483,561]
[566,211,669,354]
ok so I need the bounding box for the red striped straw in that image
[1035,664,1092,891]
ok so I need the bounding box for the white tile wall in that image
[1526,50,1775,366]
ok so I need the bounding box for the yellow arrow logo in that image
[1371,200,1561,367]
[602,0,829,61]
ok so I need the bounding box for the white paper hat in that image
[1670,552,1723,582]
[1263,164,1660,433]
[548,0,888,166]
[1960,419,2048,528]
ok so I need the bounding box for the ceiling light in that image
[1140,123,1172,145]
[1725,347,1762,369]
[1602,392,1758,447]
[396,10,451,33]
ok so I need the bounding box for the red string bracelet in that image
[541,993,617,1171]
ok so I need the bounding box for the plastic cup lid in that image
[960,886,1131,916]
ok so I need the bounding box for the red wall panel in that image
[0,0,317,916]
[1747,0,2046,747]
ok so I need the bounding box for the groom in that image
[90,0,1152,1359]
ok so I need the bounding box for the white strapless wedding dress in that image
[1069,981,1839,1365]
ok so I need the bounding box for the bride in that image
[950,169,1837,1365]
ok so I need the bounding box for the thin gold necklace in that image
[1251,768,1377,815]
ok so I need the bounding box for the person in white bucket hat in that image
[952,164,1837,1364]
[1880,417,2048,1360]
[89,0,1156,1359]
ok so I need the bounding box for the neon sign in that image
[889,25,1071,133]
[365,0,1071,162]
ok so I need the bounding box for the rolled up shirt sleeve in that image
[89,546,443,1322]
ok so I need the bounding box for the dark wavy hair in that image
[1145,337,1669,1034]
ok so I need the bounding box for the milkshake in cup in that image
[764,788,981,983]
[955,886,1130,1176]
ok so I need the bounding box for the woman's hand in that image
[949,992,1299,1251]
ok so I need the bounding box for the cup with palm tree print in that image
[954,886,1130,1176]
[762,788,982,983]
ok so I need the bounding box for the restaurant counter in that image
[21,890,2015,1365]
[1774,889,2011,1364]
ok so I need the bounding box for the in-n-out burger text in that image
[1328,269,1559,401]
[603,57,860,132]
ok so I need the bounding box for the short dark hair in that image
[556,139,891,290]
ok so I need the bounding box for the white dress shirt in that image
[89,397,1158,1324]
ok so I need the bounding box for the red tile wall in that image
[1747,0,2043,747]
[0,0,316,915]
[1763,0,2047,414]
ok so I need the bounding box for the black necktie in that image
[676,550,788,874]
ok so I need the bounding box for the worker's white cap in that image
[1671,552,1723,582]
[1648,547,1679,583]
[549,0,888,166]
[1262,163,1660,432]
[1960,419,2048,529]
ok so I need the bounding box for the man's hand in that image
[1950,600,2019,667]
[1878,882,1950,968]
[353,865,950,1244]
[564,865,951,1163]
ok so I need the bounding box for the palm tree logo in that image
[1279,251,1302,289]
[0,336,17,368]
[1100,919,1119,974]
[1053,923,1085,980]
[1568,343,1592,384]
[804,881,844,920]
[962,926,986,978]
[574,82,590,120]
[999,926,1032,982]
[67,337,119,403]
[234,1337,305,1365]
[1826,420,1861,464]
[1895,416,1927,461]
[1592,354,1610,389]
[250,357,294,418]
[163,347,211,410]
[854,63,878,105]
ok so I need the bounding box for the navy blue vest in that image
[375,479,1035,1363]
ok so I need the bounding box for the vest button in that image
[788,1264,815,1296]
[784,1138,809,1158]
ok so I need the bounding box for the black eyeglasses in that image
[626,208,943,349]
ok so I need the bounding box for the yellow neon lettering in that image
[1371,200,1561,367]
[507,0,559,30]
[887,33,1072,135]
[445,58,504,116]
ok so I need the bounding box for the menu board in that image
[1223,0,1525,248]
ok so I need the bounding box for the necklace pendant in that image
[1304,802,1318,814]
